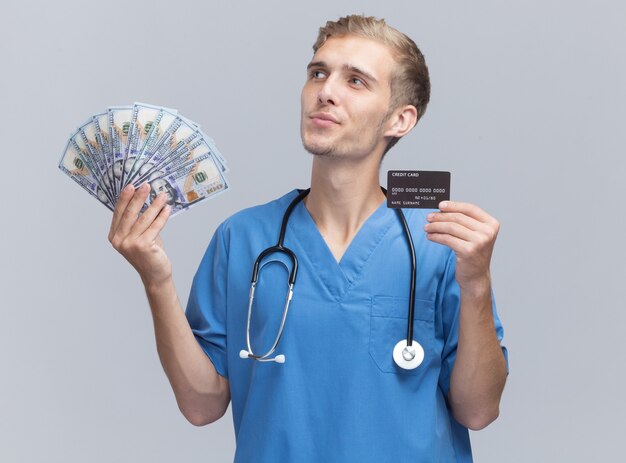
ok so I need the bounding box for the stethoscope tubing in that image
[388,189,417,347]
[243,187,419,365]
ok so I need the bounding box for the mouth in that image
[309,112,340,127]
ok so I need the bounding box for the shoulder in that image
[216,189,301,241]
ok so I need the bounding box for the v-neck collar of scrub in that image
[286,193,395,300]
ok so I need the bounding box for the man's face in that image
[300,35,398,160]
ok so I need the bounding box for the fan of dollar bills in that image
[58,102,229,216]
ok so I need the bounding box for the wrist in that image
[458,274,492,300]
[142,273,175,296]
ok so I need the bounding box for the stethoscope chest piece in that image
[393,339,424,370]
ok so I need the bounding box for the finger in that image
[115,183,151,238]
[129,192,169,239]
[424,221,474,242]
[426,232,469,253]
[439,201,497,225]
[426,211,487,233]
[109,184,135,241]
[141,203,172,242]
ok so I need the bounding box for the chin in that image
[303,141,336,157]
[301,133,335,157]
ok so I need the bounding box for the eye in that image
[350,77,365,86]
[309,69,326,80]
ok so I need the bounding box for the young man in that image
[109,15,508,463]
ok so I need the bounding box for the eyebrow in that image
[306,61,378,84]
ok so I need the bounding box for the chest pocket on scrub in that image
[369,296,435,375]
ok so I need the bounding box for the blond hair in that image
[313,15,430,150]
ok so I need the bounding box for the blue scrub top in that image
[186,190,507,463]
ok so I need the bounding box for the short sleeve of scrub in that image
[185,223,230,379]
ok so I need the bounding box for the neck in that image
[304,154,386,261]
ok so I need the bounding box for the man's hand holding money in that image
[108,183,173,288]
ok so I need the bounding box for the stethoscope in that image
[239,188,424,370]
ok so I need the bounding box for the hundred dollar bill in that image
[123,116,183,186]
[123,103,178,189]
[123,104,182,185]
[107,106,133,196]
[142,150,229,217]
[77,118,114,202]
[133,115,202,179]
[120,104,145,189]
[60,102,231,215]
[92,112,115,195]
[69,130,116,205]
[141,114,228,177]
[134,133,219,186]
[133,123,232,187]
[58,139,114,210]
[125,105,211,183]
[131,131,201,185]
[199,130,228,172]
[157,107,227,173]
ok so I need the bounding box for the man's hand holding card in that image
[387,170,499,291]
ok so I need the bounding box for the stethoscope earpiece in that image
[240,349,286,364]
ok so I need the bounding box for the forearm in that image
[144,276,230,426]
[448,278,507,430]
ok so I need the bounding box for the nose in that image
[318,77,338,106]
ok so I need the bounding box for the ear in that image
[384,105,418,138]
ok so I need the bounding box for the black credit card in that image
[387,170,451,209]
